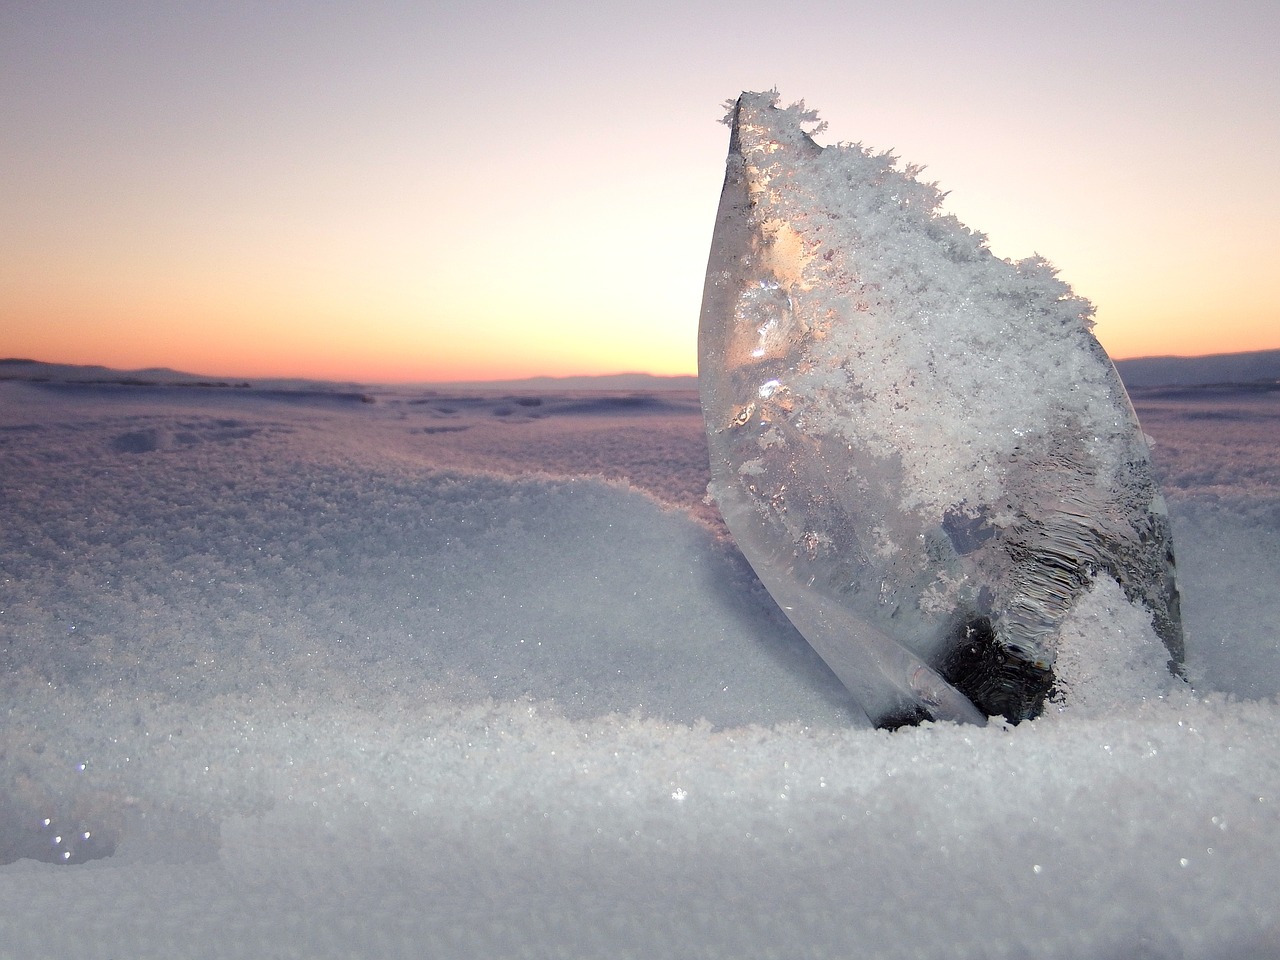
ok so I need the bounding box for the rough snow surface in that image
[1,378,1278,958]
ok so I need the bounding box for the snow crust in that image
[1,379,1278,958]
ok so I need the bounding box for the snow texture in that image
[0,374,1278,958]
[698,92,1181,727]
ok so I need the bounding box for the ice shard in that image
[698,91,1183,728]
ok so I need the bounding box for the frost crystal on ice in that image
[698,91,1184,728]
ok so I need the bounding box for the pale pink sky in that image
[3,0,1277,381]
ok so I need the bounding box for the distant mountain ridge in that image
[424,373,698,392]
[3,350,1277,392]
[1112,348,1280,388]
[0,359,365,393]
[0,359,248,385]
[0,360,697,393]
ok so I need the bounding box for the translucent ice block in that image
[698,91,1183,727]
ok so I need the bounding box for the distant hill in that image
[1113,348,1280,388]
[0,359,249,387]
[0,359,366,393]
[5,351,1277,393]
[421,373,698,392]
[0,360,697,393]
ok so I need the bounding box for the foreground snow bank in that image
[1,382,1277,958]
[4,694,1279,959]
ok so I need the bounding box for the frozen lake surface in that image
[1,378,1278,958]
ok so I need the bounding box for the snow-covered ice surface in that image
[1,378,1278,959]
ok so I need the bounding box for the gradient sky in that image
[2,0,1277,382]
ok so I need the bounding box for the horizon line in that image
[4,347,1280,388]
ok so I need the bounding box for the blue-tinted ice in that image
[698,91,1183,727]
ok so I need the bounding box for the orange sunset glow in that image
[3,2,1277,383]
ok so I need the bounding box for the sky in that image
[2,0,1277,383]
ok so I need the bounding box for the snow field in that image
[1,380,1277,958]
